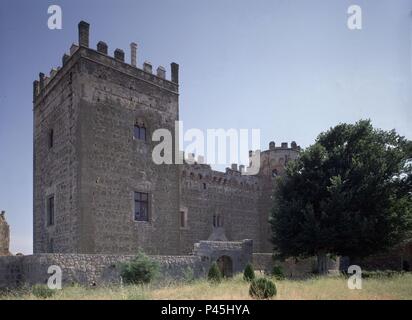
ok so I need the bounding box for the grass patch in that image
[1,273,411,300]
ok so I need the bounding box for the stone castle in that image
[1,21,409,288]
[32,21,300,256]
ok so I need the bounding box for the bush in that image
[207,262,222,283]
[272,265,285,280]
[249,278,277,299]
[32,284,55,299]
[183,267,195,283]
[120,250,159,285]
[243,263,255,282]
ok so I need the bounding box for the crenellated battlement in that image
[33,21,179,103]
[180,152,258,190]
[31,19,301,256]
[266,140,301,152]
[181,163,260,191]
[181,139,301,189]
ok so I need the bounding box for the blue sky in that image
[0,0,411,254]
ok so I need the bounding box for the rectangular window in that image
[49,238,54,253]
[180,210,187,228]
[134,125,146,141]
[47,195,55,226]
[49,129,54,149]
[134,192,149,221]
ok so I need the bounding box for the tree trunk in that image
[317,252,328,275]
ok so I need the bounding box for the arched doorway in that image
[216,256,233,277]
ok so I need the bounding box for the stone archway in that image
[216,255,233,277]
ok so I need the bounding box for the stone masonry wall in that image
[257,145,301,252]
[0,240,255,288]
[32,21,302,256]
[33,52,82,253]
[252,253,317,278]
[253,253,342,278]
[33,22,181,255]
[0,254,208,289]
[193,240,253,274]
[180,142,301,254]
[76,48,180,254]
[351,241,412,271]
[180,164,260,254]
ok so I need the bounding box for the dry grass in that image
[1,273,411,300]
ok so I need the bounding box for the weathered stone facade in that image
[0,239,254,288]
[32,21,300,256]
[0,211,11,256]
[180,143,300,254]
[0,254,205,288]
[33,21,180,255]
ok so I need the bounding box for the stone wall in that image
[32,20,302,256]
[179,143,301,254]
[0,240,254,288]
[0,254,208,289]
[33,52,81,253]
[351,241,412,271]
[33,22,181,255]
[75,47,180,255]
[257,146,301,253]
[252,254,315,278]
[253,253,342,278]
[180,164,261,253]
[193,240,253,275]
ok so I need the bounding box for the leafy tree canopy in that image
[271,120,412,271]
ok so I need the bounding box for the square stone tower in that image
[33,21,181,254]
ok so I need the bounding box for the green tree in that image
[120,250,159,285]
[271,120,412,274]
[249,277,277,299]
[243,263,256,282]
[207,262,222,283]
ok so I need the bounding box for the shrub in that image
[183,267,195,283]
[272,265,285,280]
[243,263,255,282]
[120,250,159,285]
[249,277,277,299]
[32,284,55,299]
[207,262,222,283]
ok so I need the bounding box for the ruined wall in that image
[0,254,207,289]
[0,212,10,256]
